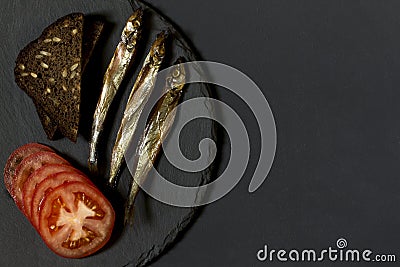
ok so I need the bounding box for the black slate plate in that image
[0,0,214,266]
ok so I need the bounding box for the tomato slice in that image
[12,151,70,210]
[22,164,84,219]
[31,171,93,228]
[3,143,53,194]
[38,181,115,258]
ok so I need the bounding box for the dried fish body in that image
[124,58,186,224]
[109,32,167,187]
[88,9,143,173]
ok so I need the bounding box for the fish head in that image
[167,57,186,91]
[122,9,143,48]
[150,32,167,67]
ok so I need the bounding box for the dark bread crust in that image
[15,13,84,142]
[82,19,104,71]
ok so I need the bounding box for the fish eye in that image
[159,47,165,55]
[154,47,164,58]
[172,69,180,78]
[125,22,134,32]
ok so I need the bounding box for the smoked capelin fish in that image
[124,58,186,225]
[88,9,143,174]
[109,32,167,187]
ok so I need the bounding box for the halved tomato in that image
[31,171,93,228]
[3,143,53,194]
[11,151,70,210]
[38,181,115,258]
[22,164,84,219]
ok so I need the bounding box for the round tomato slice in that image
[38,181,115,258]
[22,164,84,219]
[12,151,70,210]
[3,143,53,194]
[31,171,93,228]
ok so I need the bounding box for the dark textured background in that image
[2,0,400,266]
[143,1,400,267]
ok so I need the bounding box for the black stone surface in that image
[0,0,214,266]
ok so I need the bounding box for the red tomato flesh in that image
[31,171,92,229]
[22,164,84,219]
[3,143,53,194]
[12,151,70,210]
[38,181,115,258]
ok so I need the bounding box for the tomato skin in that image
[30,171,93,229]
[38,181,115,258]
[3,143,53,194]
[12,151,70,210]
[22,164,84,220]
[4,144,115,258]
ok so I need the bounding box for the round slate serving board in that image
[0,0,214,266]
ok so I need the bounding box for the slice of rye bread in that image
[14,13,99,142]
[34,18,104,140]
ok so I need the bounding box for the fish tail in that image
[124,180,140,225]
[88,130,100,174]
